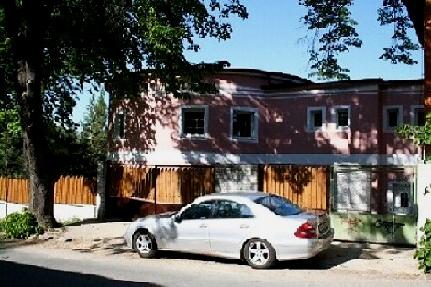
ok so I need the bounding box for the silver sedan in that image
[124,192,334,269]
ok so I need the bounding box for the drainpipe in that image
[425,1,431,161]
[377,82,386,215]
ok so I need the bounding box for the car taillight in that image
[294,222,317,239]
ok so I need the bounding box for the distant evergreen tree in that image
[0,108,25,176]
[81,91,107,164]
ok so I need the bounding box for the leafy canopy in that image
[300,0,420,80]
[0,0,248,119]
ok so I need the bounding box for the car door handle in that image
[199,224,207,228]
[240,224,249,229]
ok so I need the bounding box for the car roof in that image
[196,191,269,202]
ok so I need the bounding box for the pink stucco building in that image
[106,69,424,244]
[107,69,424,167]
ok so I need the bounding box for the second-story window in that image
[335,106,350,129]
[307,107,326,131]
[181,105,208,138]
[383,106,403,132]
[114,112,125,139]
[411,105,425,126]
[231,107,259,142]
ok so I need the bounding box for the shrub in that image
[1,210,43,239]
[415,219,431,273]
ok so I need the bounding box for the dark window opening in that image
[311,110,323,128]
[415,108,425,126]
[115,113,125,139]
[232,111,255,138]
[182,108,206,135]
[387,108,399,128]
[336,108,349,127]
[400,192,409,208]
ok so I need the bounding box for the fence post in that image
[96,162,107,220]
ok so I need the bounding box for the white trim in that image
[108,150,422,166]
[331,105,351,131]
[180,105,209,139]
[307,106,326,132]
[410,105,424,126]
[383,105,403,133]
[230,107,259,143]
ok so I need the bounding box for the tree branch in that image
[402,0,424,46]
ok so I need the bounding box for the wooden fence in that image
[262,165,328,211]
[106,164,215,205]
[0,176,96,205]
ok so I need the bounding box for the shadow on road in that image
[0,260,164,287]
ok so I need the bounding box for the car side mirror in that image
[173,214,182,223]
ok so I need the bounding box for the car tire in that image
[133,231,157,259]
[243,238,276,269]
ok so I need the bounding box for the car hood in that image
[135,211,176,221]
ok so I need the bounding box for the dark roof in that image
[264,78,424,93]
[220,68,312,84]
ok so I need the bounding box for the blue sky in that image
[72,1,424,123]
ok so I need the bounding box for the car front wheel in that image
[243,238,276,269]
[133,231,157,258]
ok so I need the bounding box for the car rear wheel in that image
[133,231,157,258]
[243,238,276,269]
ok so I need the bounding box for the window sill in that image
[180,133,210,140]
[383,128,397,133]
[229,137,258,144]
[335,126,351,132]
[306,127,325,133]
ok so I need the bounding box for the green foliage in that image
[378,0,420,65]
[397,114,431,148]
[0,210,43,239]
[81,91,107,164]
[300,0,361,80]
[300,0,420,80]
[0,108,25,176]
[414,219,431,273]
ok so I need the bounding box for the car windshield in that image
[254,195,303,216]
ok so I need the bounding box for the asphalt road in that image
[0,246,429,287]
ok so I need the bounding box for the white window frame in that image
[332,105,351,130]
[383,105,403,132]
[180,105,209,139]
[410,105,425,126]
[307,106,326,132]
[230,107,259,143]
[114,111,126,140]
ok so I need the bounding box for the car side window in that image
[214,200,254,219]
[181,201,214,220]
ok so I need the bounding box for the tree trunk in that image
[402,0,424,46]
[17,61,56,228]
[4,0,58,228]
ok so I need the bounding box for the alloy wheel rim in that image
[248,241,270,266]
[136,234,152,253]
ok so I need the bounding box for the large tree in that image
[299,0,424,80]
[0,0,247,227]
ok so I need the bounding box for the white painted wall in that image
[0,201,27,217]
[416,163,431,244]
[54,204,96,222]
[0,201,96,222]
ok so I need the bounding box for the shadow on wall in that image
[270,165,313,194]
